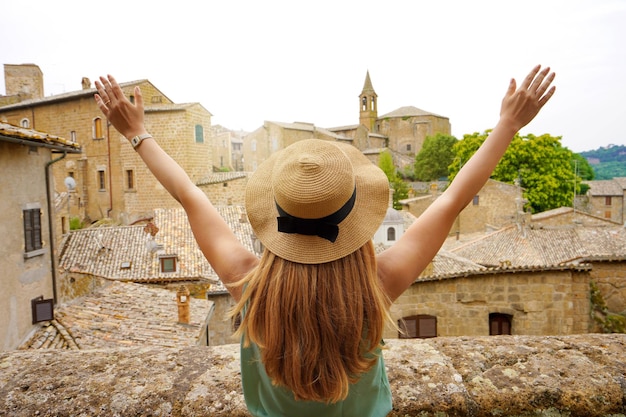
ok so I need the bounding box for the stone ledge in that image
[1,334,624,416]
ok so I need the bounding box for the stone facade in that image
[242,121,348,171]
[580,177,626,224]
[0,64,215,229]
[0,122,80,350]
[401,179,522,236]
[388,267,592,339]
[197,173,249,206]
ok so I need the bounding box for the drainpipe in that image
[45,152,67,304]
[106,121,113,218]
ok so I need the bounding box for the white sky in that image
[1,0,625,152]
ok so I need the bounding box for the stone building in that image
[242,121,349,172]
[242,71,451,171]
[400,179,523,236]
[0,63,214,228]
[0,122,80,350]
[330,71,452,169]
[579,177,626,224]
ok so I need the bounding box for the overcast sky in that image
[1,0,625,152]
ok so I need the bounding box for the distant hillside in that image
[579,144,626,180]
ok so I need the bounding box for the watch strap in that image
[130,133,152,149]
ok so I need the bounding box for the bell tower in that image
[359,70,378,131]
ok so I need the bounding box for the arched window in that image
[489,313,512,335]
[387,227,396,241]
[398,315,437,339]
[20,118,30,128]
[251,140,257,152]
[362,96,367,111]
[195,124,204,143]
[93,117,103,139]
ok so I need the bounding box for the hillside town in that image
[1,63,625,353]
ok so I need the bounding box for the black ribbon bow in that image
[275,188,357,243]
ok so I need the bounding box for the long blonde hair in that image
[230,240,393,403]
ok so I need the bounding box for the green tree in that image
[449,132,583,213]
[414,133,458,181]
[378,150,409,210]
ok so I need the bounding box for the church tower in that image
[359,71,378,132]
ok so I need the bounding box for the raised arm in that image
[94,75,258,300]
[378,65,556,301]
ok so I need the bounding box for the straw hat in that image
[245,139,390,264]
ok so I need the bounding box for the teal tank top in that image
[240,340,392,417]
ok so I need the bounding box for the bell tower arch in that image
[359,70,378,131]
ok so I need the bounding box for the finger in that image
[94,93,110,113]
[535,71,556,97]
[519,65,541,90]
[134,86,144,109]
[528,67,550,93]
[107,74,124,101]
[506,78,517,97]
[538,86,556,108]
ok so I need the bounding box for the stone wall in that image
[387,269,591,339]
[1,335,624,416]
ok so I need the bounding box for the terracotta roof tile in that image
[584,179,624,196]
[59,206,258,284]
[20,281,213,350]
[449,225,626,267]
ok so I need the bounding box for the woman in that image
[95,65,555,416]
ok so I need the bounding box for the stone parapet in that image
[1,334,624,416]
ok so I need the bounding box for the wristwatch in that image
[130,133,152,150]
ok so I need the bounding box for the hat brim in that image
[245,140,390,264]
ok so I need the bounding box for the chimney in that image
[176,285,190,324]
[81,77,91,90]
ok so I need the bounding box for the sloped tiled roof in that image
[0,122,81,152]
[584,179,624,196]
[449,225,626,267]
[59,206,257,283]
[20,281,213,350]
[266,121,350,141]
[196,171,248,186]
[0,80,154,110]
[379,106,447,120]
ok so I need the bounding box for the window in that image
[251,140,257,152]
[126,169,134,190]
[129,95,135,104]
[93,117,103,139]
[605,211,612,219]
[362,96,367,111]
[387,227,396,241]
[23,207,43,254]
[489,313,512,335]
[473,195,480,205]
[195,124,204,143]
[398,315,437,339]
[605,196,612,206]
[406,144,411,152]
[160,255,177,273]
[20,118,30,128]
[70,131,77,142]
[98,170,106,191]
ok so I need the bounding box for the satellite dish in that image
[64,176,76,191]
